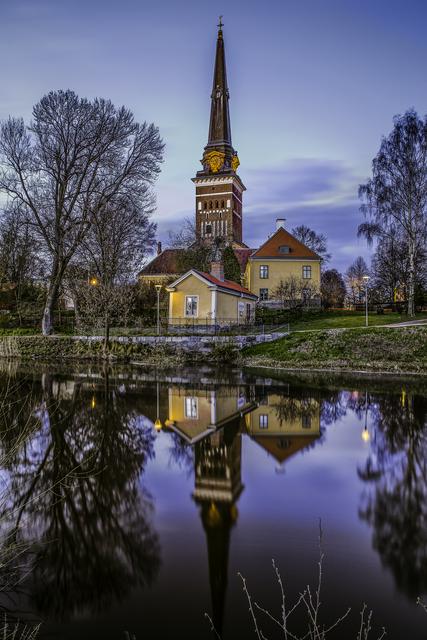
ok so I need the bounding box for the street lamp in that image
[362,275,370,327]
[155,284,162,336]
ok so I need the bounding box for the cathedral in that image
[140,20,321,308]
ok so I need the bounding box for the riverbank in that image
[243,325,427,374]
[0,326,426,374]
[0,333,275,366]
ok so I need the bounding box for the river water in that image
[0,364,426,639]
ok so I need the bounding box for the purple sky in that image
[1,0,427,272]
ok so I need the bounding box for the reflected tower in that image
[193,419,243,635]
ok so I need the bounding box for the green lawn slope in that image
[243,326,427,374]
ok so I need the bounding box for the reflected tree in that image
[358,391,427,596]
[0,370,161,620]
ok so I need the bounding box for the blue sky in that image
[1,0,427,271]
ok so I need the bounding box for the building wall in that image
[194,176,243,244]
[247,258,321,300]
[169,274,212,323]
[216,290,255,321]
[169,274,256,324]
[245,394,321,436]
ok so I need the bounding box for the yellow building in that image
[164,384,256,444]
[244,221,321,305]
[245,392,321,466]
[166,262,257,325]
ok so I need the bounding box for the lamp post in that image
[155,284,162,336]
[362,275,370,327]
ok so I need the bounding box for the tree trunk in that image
[407,237,416,317]
[103,313,110,358]
[42,266,64,336]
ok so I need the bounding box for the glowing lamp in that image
[361,427,370,443]
[154,418,162,432]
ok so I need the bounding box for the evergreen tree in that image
[223,246,241,283]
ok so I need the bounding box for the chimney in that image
[210,259,224,282]
[276,218,286,230]
[157,241,162,255]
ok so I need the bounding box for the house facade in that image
[166,261,257,325]
[244,222,321,305]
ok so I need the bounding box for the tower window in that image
[227,199,231,208]
[302,265,312,279]
[221,200,225,208]
[204,202,207,210]
[206,224,212,235]
[259,265,269,279]
[215,200,219,208]
[209,201,213,209]
[198,202,201,211]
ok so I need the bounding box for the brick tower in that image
[192,19,247,248]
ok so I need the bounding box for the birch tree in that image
[359,110,427,316]
[0,90,164,335]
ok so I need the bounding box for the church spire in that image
[192,18,246,248]
[208,17,232,147]
[197,19,240,176]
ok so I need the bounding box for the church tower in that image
[192,19,247,248]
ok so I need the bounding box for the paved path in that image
[383,319,427,327]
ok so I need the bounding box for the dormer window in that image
[279,245,290,254]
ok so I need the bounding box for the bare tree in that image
[0,204,42,322]
[345,256,369,305]
[72,194,156,351]
[272,276,320,309]
[0,90,164,335]
[359,109,427,316]
[291,225,331,263]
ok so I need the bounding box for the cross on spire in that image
[217,15,223,30]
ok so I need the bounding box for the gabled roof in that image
[250,227,321,260]
[233,248,256,271]
[139,249,180,276]
[167,268,257,299]
[250,435,318,464]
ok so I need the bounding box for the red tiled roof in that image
[139,249,180,276]
[233,248,256,271]
[251,227,320,260]
[194,270,257,297]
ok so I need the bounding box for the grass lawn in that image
[243,325,427,373]
[289,310,427,331]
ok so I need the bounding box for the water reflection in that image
[0,366,425,638]
[0,369,161,620]
[358,390,427,596]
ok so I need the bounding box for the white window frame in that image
[302,265,312,279]
[184,295,199,318]
[184,397,198,419]
[259,265,269,279]
[259,414,269,429]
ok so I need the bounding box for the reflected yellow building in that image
[164,385,256,444]
[245,393,321,465]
